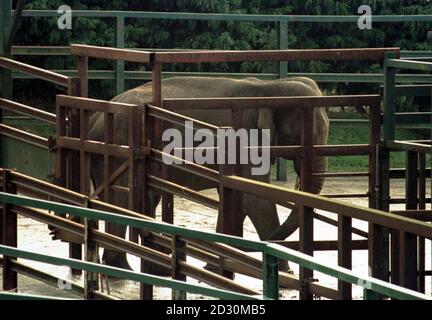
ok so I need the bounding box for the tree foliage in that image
[11,1,432,110]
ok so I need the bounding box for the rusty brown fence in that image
[63,44,431,300]
[0,56,73,150]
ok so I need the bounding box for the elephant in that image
[88,76,329,271]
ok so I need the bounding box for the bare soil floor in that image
[1,177,431,300]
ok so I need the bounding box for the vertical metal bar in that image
[372,52,396,288]
[103,113,114,203]
[0,2,12,169]
[275,20,288,182]
[338,214,352,299]
[139,63,163,300]
[84,214,98,299]
[68,82,83,272]
[77,55,88,98]
[161,167,174,224]
[171,235,187,300]
[80,109,90,195]
[383,53,398,142]
[128,105,143,241]
[367,101,388,293]
[263,253,279,300]
[278,20,288,79]
[0,1,12,99]
[55,99,67,191]
[299,106,314,300]
[115,16,125,95]
[152,62,174,225]
[80,93,98,296]
[370,146,390,286]
[218,169,243,238]
[399,151,418,290]
[140,103,154,300]
[368,101,381,209]
[2,169,17,292]
[417,152,426,293]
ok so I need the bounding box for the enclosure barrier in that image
[1,43,431,299]
[0,169,336,299]
[0,191,430,301]
[379,56,432,292]
[52,93,432,300]
[63,44,426,300]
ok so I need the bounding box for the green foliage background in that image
[11,1,432,108]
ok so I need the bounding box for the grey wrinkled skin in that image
[89,77,329,270]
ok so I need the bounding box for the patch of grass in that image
[5,119,55,138]
[327,126,426,172]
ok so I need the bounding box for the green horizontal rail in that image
[9,47,431,58]
[386,59,432,72]
[0,192,266,251]
[10,70,432,84]
[0,192,429,300]
[17,11,432,23]
[265,244,431,301]
[0,245,259,300]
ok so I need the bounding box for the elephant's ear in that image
[257,108,276,144]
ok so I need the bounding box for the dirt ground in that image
[1,176,431,300]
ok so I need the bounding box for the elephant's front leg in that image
[103,194,132,270]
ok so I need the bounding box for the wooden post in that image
[399,151,418,290]
[2,169,17,292]
[338,214,352,299]
[77,55,88,98]
[299,107,314,300]
[417,152,426,292]
[171,235,186,300]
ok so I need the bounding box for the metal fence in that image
[0,191,430,300]
[12,10,432,94]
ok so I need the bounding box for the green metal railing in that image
[383,57,432,153]
[13,10,432,93]
[0,192,430,300]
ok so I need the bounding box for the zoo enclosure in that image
[0,7,430,300]
[0,44,430,300]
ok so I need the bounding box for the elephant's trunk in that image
[266,155,327,240]
[267,107,329,241]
